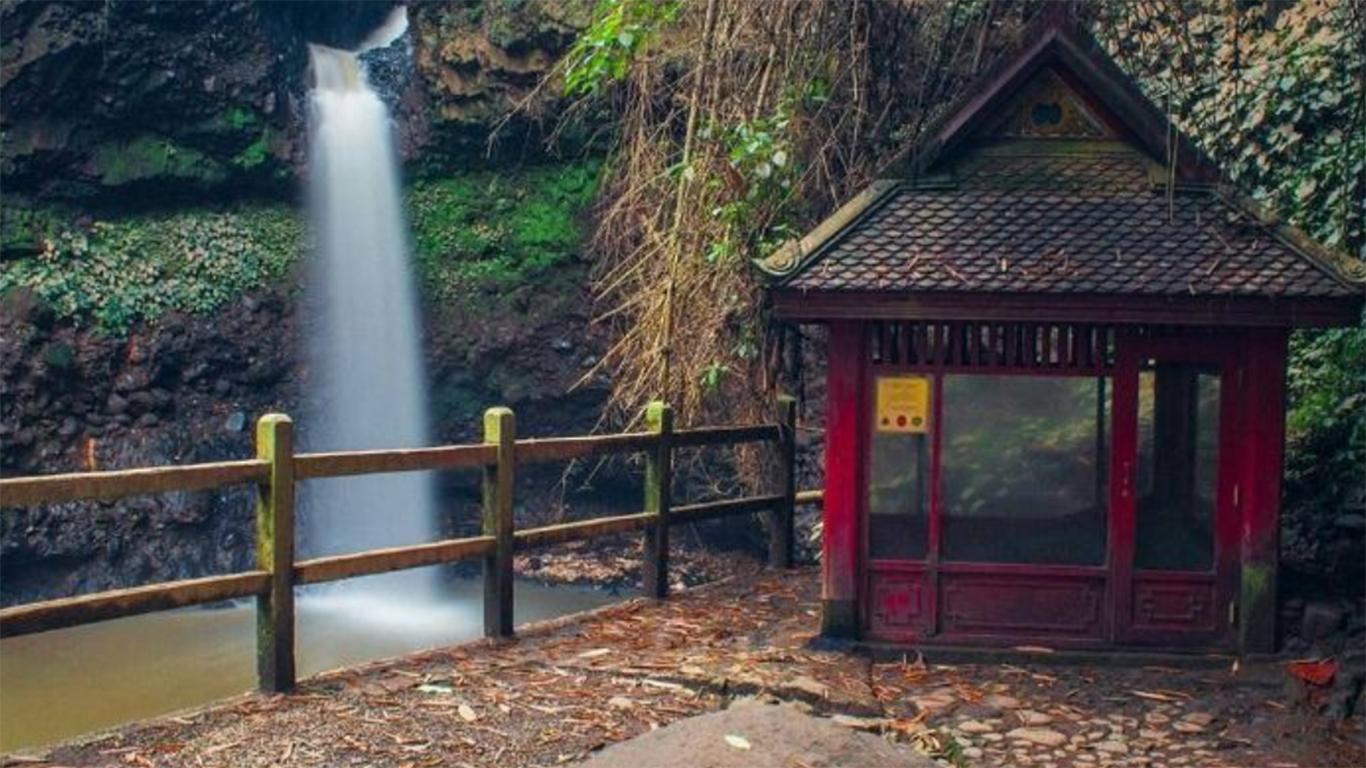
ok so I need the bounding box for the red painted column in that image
[822,321,865,638]
[1238,329,1289,655]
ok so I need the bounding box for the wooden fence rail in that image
[0,396,819,694]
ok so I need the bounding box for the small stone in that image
[1007,727,1068,747]
[1180,711,1215,727]
[984,693,1021,709]
[107,393,130,415]
[1172,721,1204,733]
[1016,710,1053,726]
[961,747,983,759]
[1143,712,1170,725]
[911,691,957,713]
[552,338,574,353]
[224,410,247,433]
[608,696,633,710]
[957,719,995,734]
[57,417,80,438]
[135,413,159,428]
[1138,729,1166,741]
[1094,740,1129,754]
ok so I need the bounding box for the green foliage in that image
[0,206,302,334]
[407,162,600,304]
[563,0,680,96]
[1098,2,1365,258]
[1284,324,1366,530]
[231,132,273,171]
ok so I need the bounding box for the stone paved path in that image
[14,564,1365,767]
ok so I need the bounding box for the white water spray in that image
[304,11,436,595]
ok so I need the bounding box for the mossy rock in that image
[91,136,228,187]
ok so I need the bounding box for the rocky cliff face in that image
[0,0,605,604]
[0,0,587,204]
[0,289,299,602]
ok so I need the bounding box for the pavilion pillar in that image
[821,320,865,638]
[1238,330,1288,655]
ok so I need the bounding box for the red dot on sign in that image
[896,415,907,427]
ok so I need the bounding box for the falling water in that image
[304,11,436,595]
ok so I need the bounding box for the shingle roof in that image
[765,15,1362,305]
[782,180,1356,298]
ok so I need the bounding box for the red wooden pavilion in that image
[762,17,1362,654]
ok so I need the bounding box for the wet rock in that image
[57,417,80,438]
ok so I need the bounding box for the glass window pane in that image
[1135,363,1219,571]
[868,376,931,560]
[942,375,1109,565]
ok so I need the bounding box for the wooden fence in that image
[0,396,821,693]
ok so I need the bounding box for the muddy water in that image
[0,578,625,752]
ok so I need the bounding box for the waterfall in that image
[303,14,436,597]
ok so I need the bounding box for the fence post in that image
[482,407,516,638]
[254,413,296,693]
[771,395,797,568]
[642,401,674,598]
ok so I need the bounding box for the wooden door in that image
[1112,337,1239,647]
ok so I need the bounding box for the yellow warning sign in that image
[876,376,930,433]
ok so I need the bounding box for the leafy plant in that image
[407,162,601,304]
[0,206,302,334]
[563,0,681,97]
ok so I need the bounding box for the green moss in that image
[92,136,227,187]
[1,160,599,334]
[232,131,273,171]
[407,161,600,304]
[224,107,260,132]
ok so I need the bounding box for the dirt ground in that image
[10,565,1365,768]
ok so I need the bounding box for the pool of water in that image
[0,576,626,752]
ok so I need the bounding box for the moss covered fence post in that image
[483,407,516,638]
[643,401,674,598]
[254,414,296,693]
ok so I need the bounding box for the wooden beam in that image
[294,444,495,479]
[642,402,674,598]
[672,494,783,524]
[515,513,656,551]
[770,290,1363,328]
[482,407,515,639]
[515,432,658,464]
[673,424,780,448]
[770,395,798,568]
[295,536,496,585]
[1,460,268,507]
[254,414,295,693]
[0,571,269,639]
